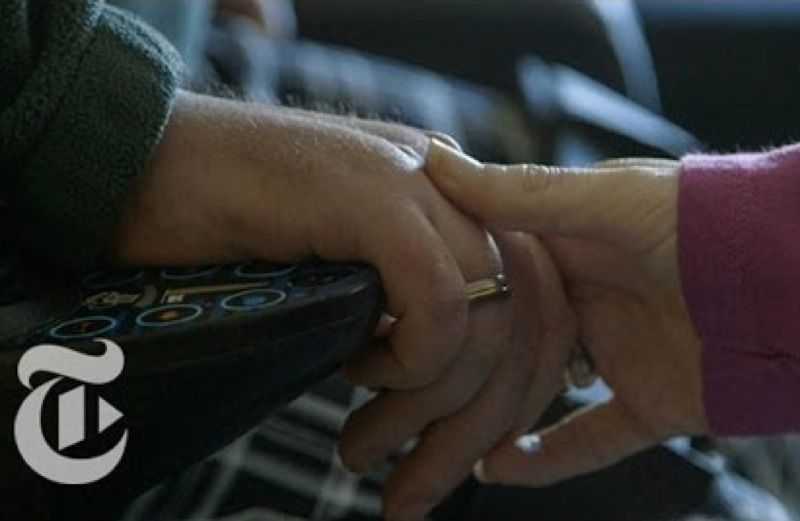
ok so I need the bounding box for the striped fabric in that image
[123,378,387,520]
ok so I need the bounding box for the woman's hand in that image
[425,141,708,488]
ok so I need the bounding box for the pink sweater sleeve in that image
[680,143,800,436]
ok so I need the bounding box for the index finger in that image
[425,140,675,250]
[345,208,468,389]
[383,342,534,521]
[379,232,544,520]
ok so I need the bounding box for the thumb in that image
[425,139,677,250]
[474,399,657,488]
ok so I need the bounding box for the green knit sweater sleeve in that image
[0,0,183,269]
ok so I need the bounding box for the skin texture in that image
[111,91,575,520]
[424,142,709,489]
[115,91,498,387]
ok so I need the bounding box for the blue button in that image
[50,316,117,340]
[221,289,287,312]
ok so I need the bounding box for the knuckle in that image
[337,434,374,472]
[389,225,441,275]
[411,266,467,338]
[517,164,557,194]
[384,240,467,382]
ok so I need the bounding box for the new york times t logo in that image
[14,339,127,485]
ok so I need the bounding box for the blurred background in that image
[293,0,800,155]
[117,1,800,520]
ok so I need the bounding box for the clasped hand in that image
[340,143,709,521]
[114,93,708,521]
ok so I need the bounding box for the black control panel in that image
[3,260,377,347]
[0,259,383,520]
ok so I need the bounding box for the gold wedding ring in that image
[465,274,511,303]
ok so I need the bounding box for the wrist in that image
[110,91,243,265]
[109,91,346,266]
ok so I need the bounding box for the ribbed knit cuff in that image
[680,145,800,435]
[8,5,182,269]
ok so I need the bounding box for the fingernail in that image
[514,434,542,454]
[426,138,482,179]
[474,460,492,483]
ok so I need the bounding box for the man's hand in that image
[426,142,708,488]
[339,231,575,521]
[112,92,572,519]
[114,91,500,389]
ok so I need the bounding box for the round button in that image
[50,316,117,340]
[82,269,144,290]
[136,304,203,328]
[291,267,357,288]
[160,266,220,281]
[221,289,287,312]
[234,262,296,279]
